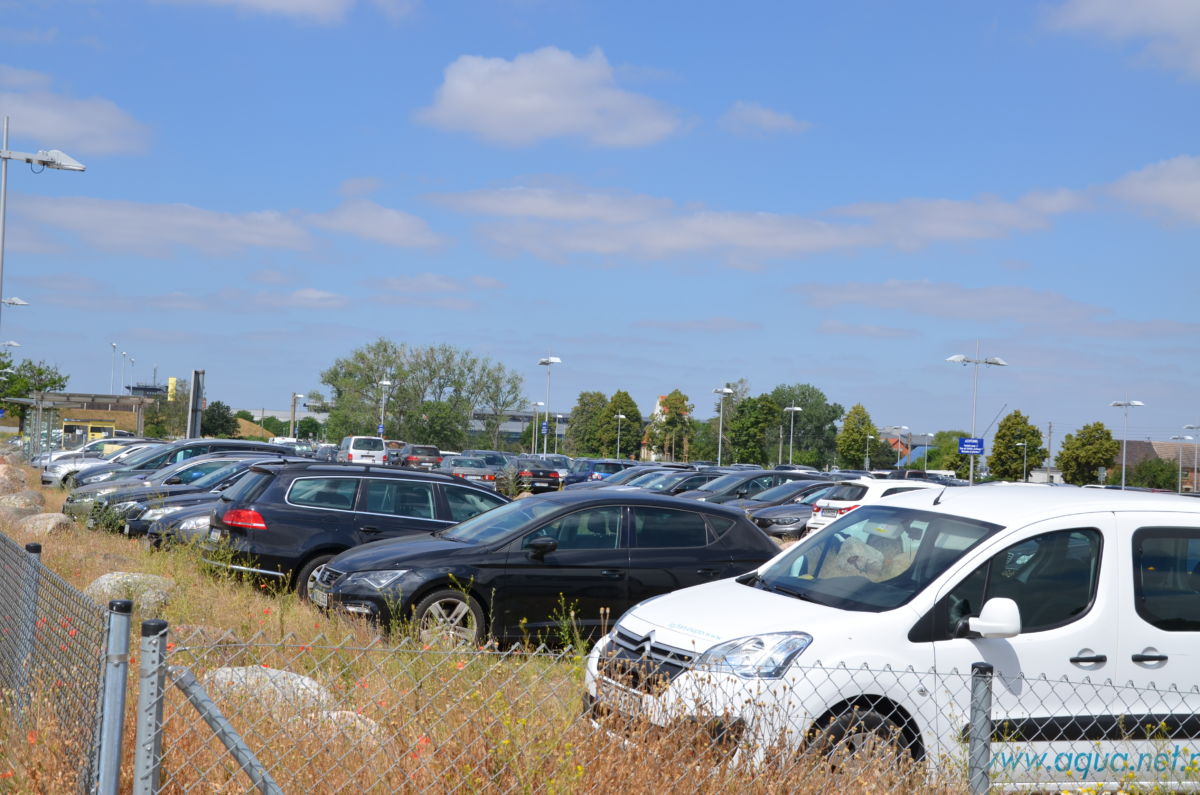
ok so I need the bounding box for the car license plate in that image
[467,475,480,480]
[310,588,328,608]
[86,517,95,529]
[597,680,643,717]
[534,480,548,487]
[123,523,131,536]
[209,528,222,542]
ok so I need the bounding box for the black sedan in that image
[309,490,780,645]
[514,456,564,493]
[721,479,831,510]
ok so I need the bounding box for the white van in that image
[585,484,1200,789]
[335,435,386,464]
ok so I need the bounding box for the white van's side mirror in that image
[968,598,1021,638]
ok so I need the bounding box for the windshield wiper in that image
[751,578,823,604]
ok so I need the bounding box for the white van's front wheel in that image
[807,708,914,768]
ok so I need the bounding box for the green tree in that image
[201,401,239,438]
[407,401,469,451]
[477,365,525,449]
[768,383,844,468]
[1056,422,1119,485]
[296,416,322,440]
[598,391,642,459]
[565,391,608,456]
[987,411,1048,482]
[645,389,693,462]
[834,404,890,469]
[1,356,69,430]
[688,417,719,462]
[261,416,288,437]
[728,394,781,466]
[234,409,255,421]
[924,430,970,477]
[1105,456,1177,489]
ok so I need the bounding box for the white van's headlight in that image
[697,632,812,678]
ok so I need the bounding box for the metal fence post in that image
[968,661,994,795]
[133,619,168,795]
[95,599,132,795]
[14,542,42,728]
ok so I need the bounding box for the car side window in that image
[632,506,710,548]
[524,507,623,550]
[360,479,435,519]
[444,487,507,523]
[939,528,1102,638]
[1132,527,1200,632]
[287,477,359,511]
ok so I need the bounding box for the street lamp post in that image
[289,393,304,438]
[946,342,1009,485]
[555,414,563,454]
[120,351,128,391]
[109,343,117,394]
[530,401,544,454]
[713,387,733,466]
[0,117,85,339]
[537,356,561,455]
[615,414,627,458]
[864,434,873,470]
[1015,441,1028,482]
[784,406,801,465]
[377,380,392,436]
[1170,435,1193,494]
[129,358,135,391]
[922,433,933,471]
[888,425,910,466]
[1109,399,1144,490]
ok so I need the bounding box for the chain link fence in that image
[0,533,110,792]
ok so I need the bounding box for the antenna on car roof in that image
[932,487,947,506]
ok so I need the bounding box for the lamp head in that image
[36,149,86,172]
[537,356,562,366]
[945,354,967,364]
[713,387,734,395]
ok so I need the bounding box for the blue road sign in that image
[958,437,985,455]
[541,421,549,434]
[377,423,385,435]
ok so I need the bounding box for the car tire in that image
[63,473,78,489]
[295,554,336,602]
[807,708,912,766]
[413,589,485,647]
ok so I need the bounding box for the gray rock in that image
[83,572,175,614]
[202,666,333,713]
[18,512,74,537]
[0,506,39,524]
[0,490,45,510]
[303,710,385,744]
[0,465,28,495]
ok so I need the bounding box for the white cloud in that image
[720,101,810,137]
[817,320,918,339]
[636,316,759,333]
[1108,155,1200,222]
[338,176,383,197]
[380,273,465,292]
[156,0,356,24]
[444,183,1082,262]
[415,47,681,147]
[306,199,440,248]
[249,268,292,285]
[430,186,672,223]
[257,288,349,309]
[17,195,310,255]
[1049,0,1200,77]
[0,66,150,155]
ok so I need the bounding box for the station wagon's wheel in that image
[413,589,485,647]
[63,473,78,489]
[295,554,335,602]
[807,709,913,770]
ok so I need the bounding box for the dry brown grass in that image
[0,463,973,793]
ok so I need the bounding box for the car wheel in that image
[63,473,77,489]
[807,708,912,767]
[295,554,336,602]
[413,589,485,647]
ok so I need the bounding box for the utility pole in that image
[1046,421,1053,483]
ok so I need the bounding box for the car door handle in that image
[1132,653,1168,663]
[1069,654,1107,664]
[600,569,623,578]
[360,526,382,535]
[697,568,720,577]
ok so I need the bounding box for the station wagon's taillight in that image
[223,508,267,530]
[549,471,559,478]
[837,504,860,516]
[519,470,533,478]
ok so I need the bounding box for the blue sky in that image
[2,0,1199,452]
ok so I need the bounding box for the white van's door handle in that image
[1132,653,1168,663]
[1069,654,1106,664]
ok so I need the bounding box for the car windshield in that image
[749,480,820,502]
[114,444,169,466]
[451,457,486,468]
[191,462,248,489]
[624,470,668,487]
[639,471,691,491]
[694,473,748,493]
[352,438,385,451]
[754,505,1000,612]
[413,446,439,456]
[440,498,561,544]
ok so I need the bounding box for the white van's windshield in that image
[752,505,1001,612]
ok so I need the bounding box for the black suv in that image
[205,462,510,599]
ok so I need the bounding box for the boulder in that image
[202,666,333,713]
[83,572,175,614]
[0,465,28,495]
[299,710,385,745]
[0,489,45,510]
[17,512,74,537]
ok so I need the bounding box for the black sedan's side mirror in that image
[526,536,558,559]
[736,489,749,498]
[164,476,183,485]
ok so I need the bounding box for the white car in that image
[585,485,1200,789]
[805,478,939,534]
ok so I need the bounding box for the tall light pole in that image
[555,414,563,454]
[922,432,933,471]
[888,425,910,466]
[0,116,86,339]
[864,434,872,470]
[530,401,544,454]
[713,387,733,466]
[1186,425,1200,493]
[537,356,561,455]
[615,413,627,459]
[377,380,392,436]
[289,392,304,438]
[784,406,801,465]
[129,358,135,391]
[1170,435,1193,494]
[946,342,1009,485]
[1015,441,1028,482]
[1109,399,1144,490]
[109,343,117,394]
[120,351,128,391]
